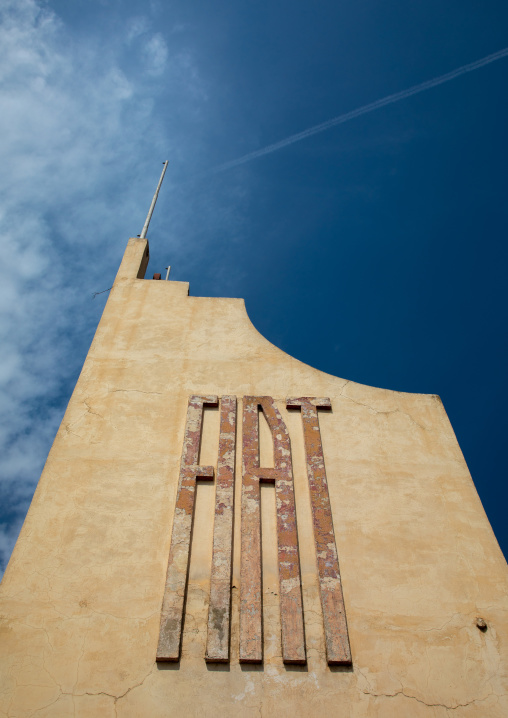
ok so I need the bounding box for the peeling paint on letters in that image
[287,397,352,665]
[240,396,306,664]
[206,395,237,662]
[157,395,218,662]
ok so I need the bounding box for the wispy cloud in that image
[0,0,216,574]
[144,33,169,76]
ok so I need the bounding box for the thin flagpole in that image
[140,161,169,239]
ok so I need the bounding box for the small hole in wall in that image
[476,618,488,631]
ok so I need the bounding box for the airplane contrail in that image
[211,46,508,174]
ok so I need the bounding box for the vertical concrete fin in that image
[114,237,150,284]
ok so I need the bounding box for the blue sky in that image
[0,0,507,574]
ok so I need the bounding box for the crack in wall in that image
[83,399,104,419]
[356,664,505,712]
[108,388,163,395]
[339,381,428,430]
[20,665,155,718]
[363,686,498,711]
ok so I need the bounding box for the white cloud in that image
[144,33,168,76]
[126,15,150,42]
[0,0,232,574]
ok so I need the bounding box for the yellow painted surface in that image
[1,238,507,716]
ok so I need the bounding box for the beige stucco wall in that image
[1,237,507,717]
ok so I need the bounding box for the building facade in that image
[1,237,507,717]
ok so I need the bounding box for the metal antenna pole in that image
[140,161,169,239]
